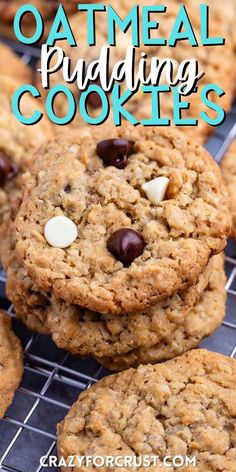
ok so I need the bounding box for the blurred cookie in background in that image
[0,0,57,24]
[0,0,98,21]
[0,41,32,84]
[177,0,236,52]
[0,0,102,40]
[0,75,53,225]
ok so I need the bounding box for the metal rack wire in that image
[0,38,235,472]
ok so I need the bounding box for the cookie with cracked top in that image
[14,125,231,314]
[58,349,236,472]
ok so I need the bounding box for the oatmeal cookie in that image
[0,75,53,224]
[58,349,236,472]
[14,126,231,314]
[0,310,23,418]
[221,139,236,239]
[99,253,226,370]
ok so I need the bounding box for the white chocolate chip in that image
[69,145,78,154]
[44,216,77,248]
[142,177,170,204]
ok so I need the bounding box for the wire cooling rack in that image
[0,37,235,472]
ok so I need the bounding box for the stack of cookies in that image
[1,124,231,370]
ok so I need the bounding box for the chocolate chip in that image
[96,139,134,169]
[87,90,103,109]
[107,228,145,266]
[85,77,103,109]
[10,197,22,222]
[48,0,60,15]
[64,184,72,194]
[8,163,19,180]
[0,152,18,187]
